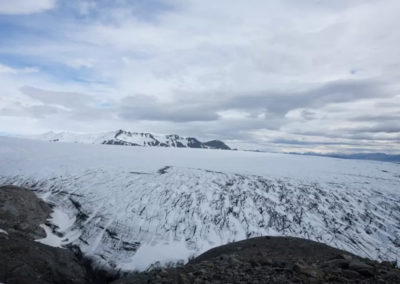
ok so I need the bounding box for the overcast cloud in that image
[0,0,399,153]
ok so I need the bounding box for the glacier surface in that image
[0,136,399,271]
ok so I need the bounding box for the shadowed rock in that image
[0,185,51,240]
[113,236,400,284]
[0,185,96,284]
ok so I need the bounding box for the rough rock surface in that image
[0,185,51,240]
[113,236,400,284]
[0,185,94,284]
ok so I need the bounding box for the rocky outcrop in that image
[0,185,51,240]
[0,185,96,284]
[203,140,231,150]
[113,236,400,284]
[0,235,92,284]
[33,129,232,150]
[107,130,231,150]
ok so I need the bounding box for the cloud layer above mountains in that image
[0,0,399,153]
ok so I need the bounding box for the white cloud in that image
[0,63,17,74]
[0,63,39,74]
[0,0,55,15]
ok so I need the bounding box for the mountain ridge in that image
[29,129,231,150]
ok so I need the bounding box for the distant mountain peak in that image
[30,130,231,150]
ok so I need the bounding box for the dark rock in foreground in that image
[0,185,95,284]
[0,185,51,240]
[0,235,91,284]
[114,237,400,284]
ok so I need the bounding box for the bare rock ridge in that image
[0,185,51,240]
[114,237,400,283]
[1,185,400,284]
[0,185,99,284]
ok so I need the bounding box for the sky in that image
[0,0,399,153]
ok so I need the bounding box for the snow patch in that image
[36,208,80,248]
[36,224,64,247]
[121,241,193,271]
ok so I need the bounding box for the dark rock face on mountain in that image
[186,137,203,148]
[0,185,51,240]
[0,185,96,284]
[0,236,92,284]
[102,140,140,146]
[35,129,232,150]
[203,139,231,150]
[113,237,400,284]
[103,130,231,150]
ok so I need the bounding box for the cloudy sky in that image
[0,0,399,153]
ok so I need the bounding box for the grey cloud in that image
[350,114,400,123]
[0,107,25,117]
[222,79,391,115]
[271,139,347,146]
[270,138,391,148]
[8,86,116,123]
[68,107,115,121]
[269,136,399,154]
[0,105,62,118]
[20,86,94,109]
[168,79,391,128]
[145,79,391,128]
[342,133,400,142]
[21,86,118,117]
[20,79,392,125]
[290,128,400,142]
[300,110,317,120]
[119,95,220,122]
[12,79,400,152]
[28,105,63,118]
[198,118,284,140]
[347,123,400,134]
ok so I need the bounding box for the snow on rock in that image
[121,240,195,271]
[0,136,399,271]
[26,129,231,150]
[36,208,79,248]
[27,130,117,144]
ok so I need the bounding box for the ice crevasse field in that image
[0,136,399,271]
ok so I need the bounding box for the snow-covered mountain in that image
[0,136,399,272]
[29,129,231,150]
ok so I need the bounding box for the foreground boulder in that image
[0,185,94,284]
[0,235,91,284]
[0,185,51,240]
[114,236,400,284]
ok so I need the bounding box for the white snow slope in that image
[0,136,399,271]
[27,130,230,149]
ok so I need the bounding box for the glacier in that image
[0,136,399,271]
